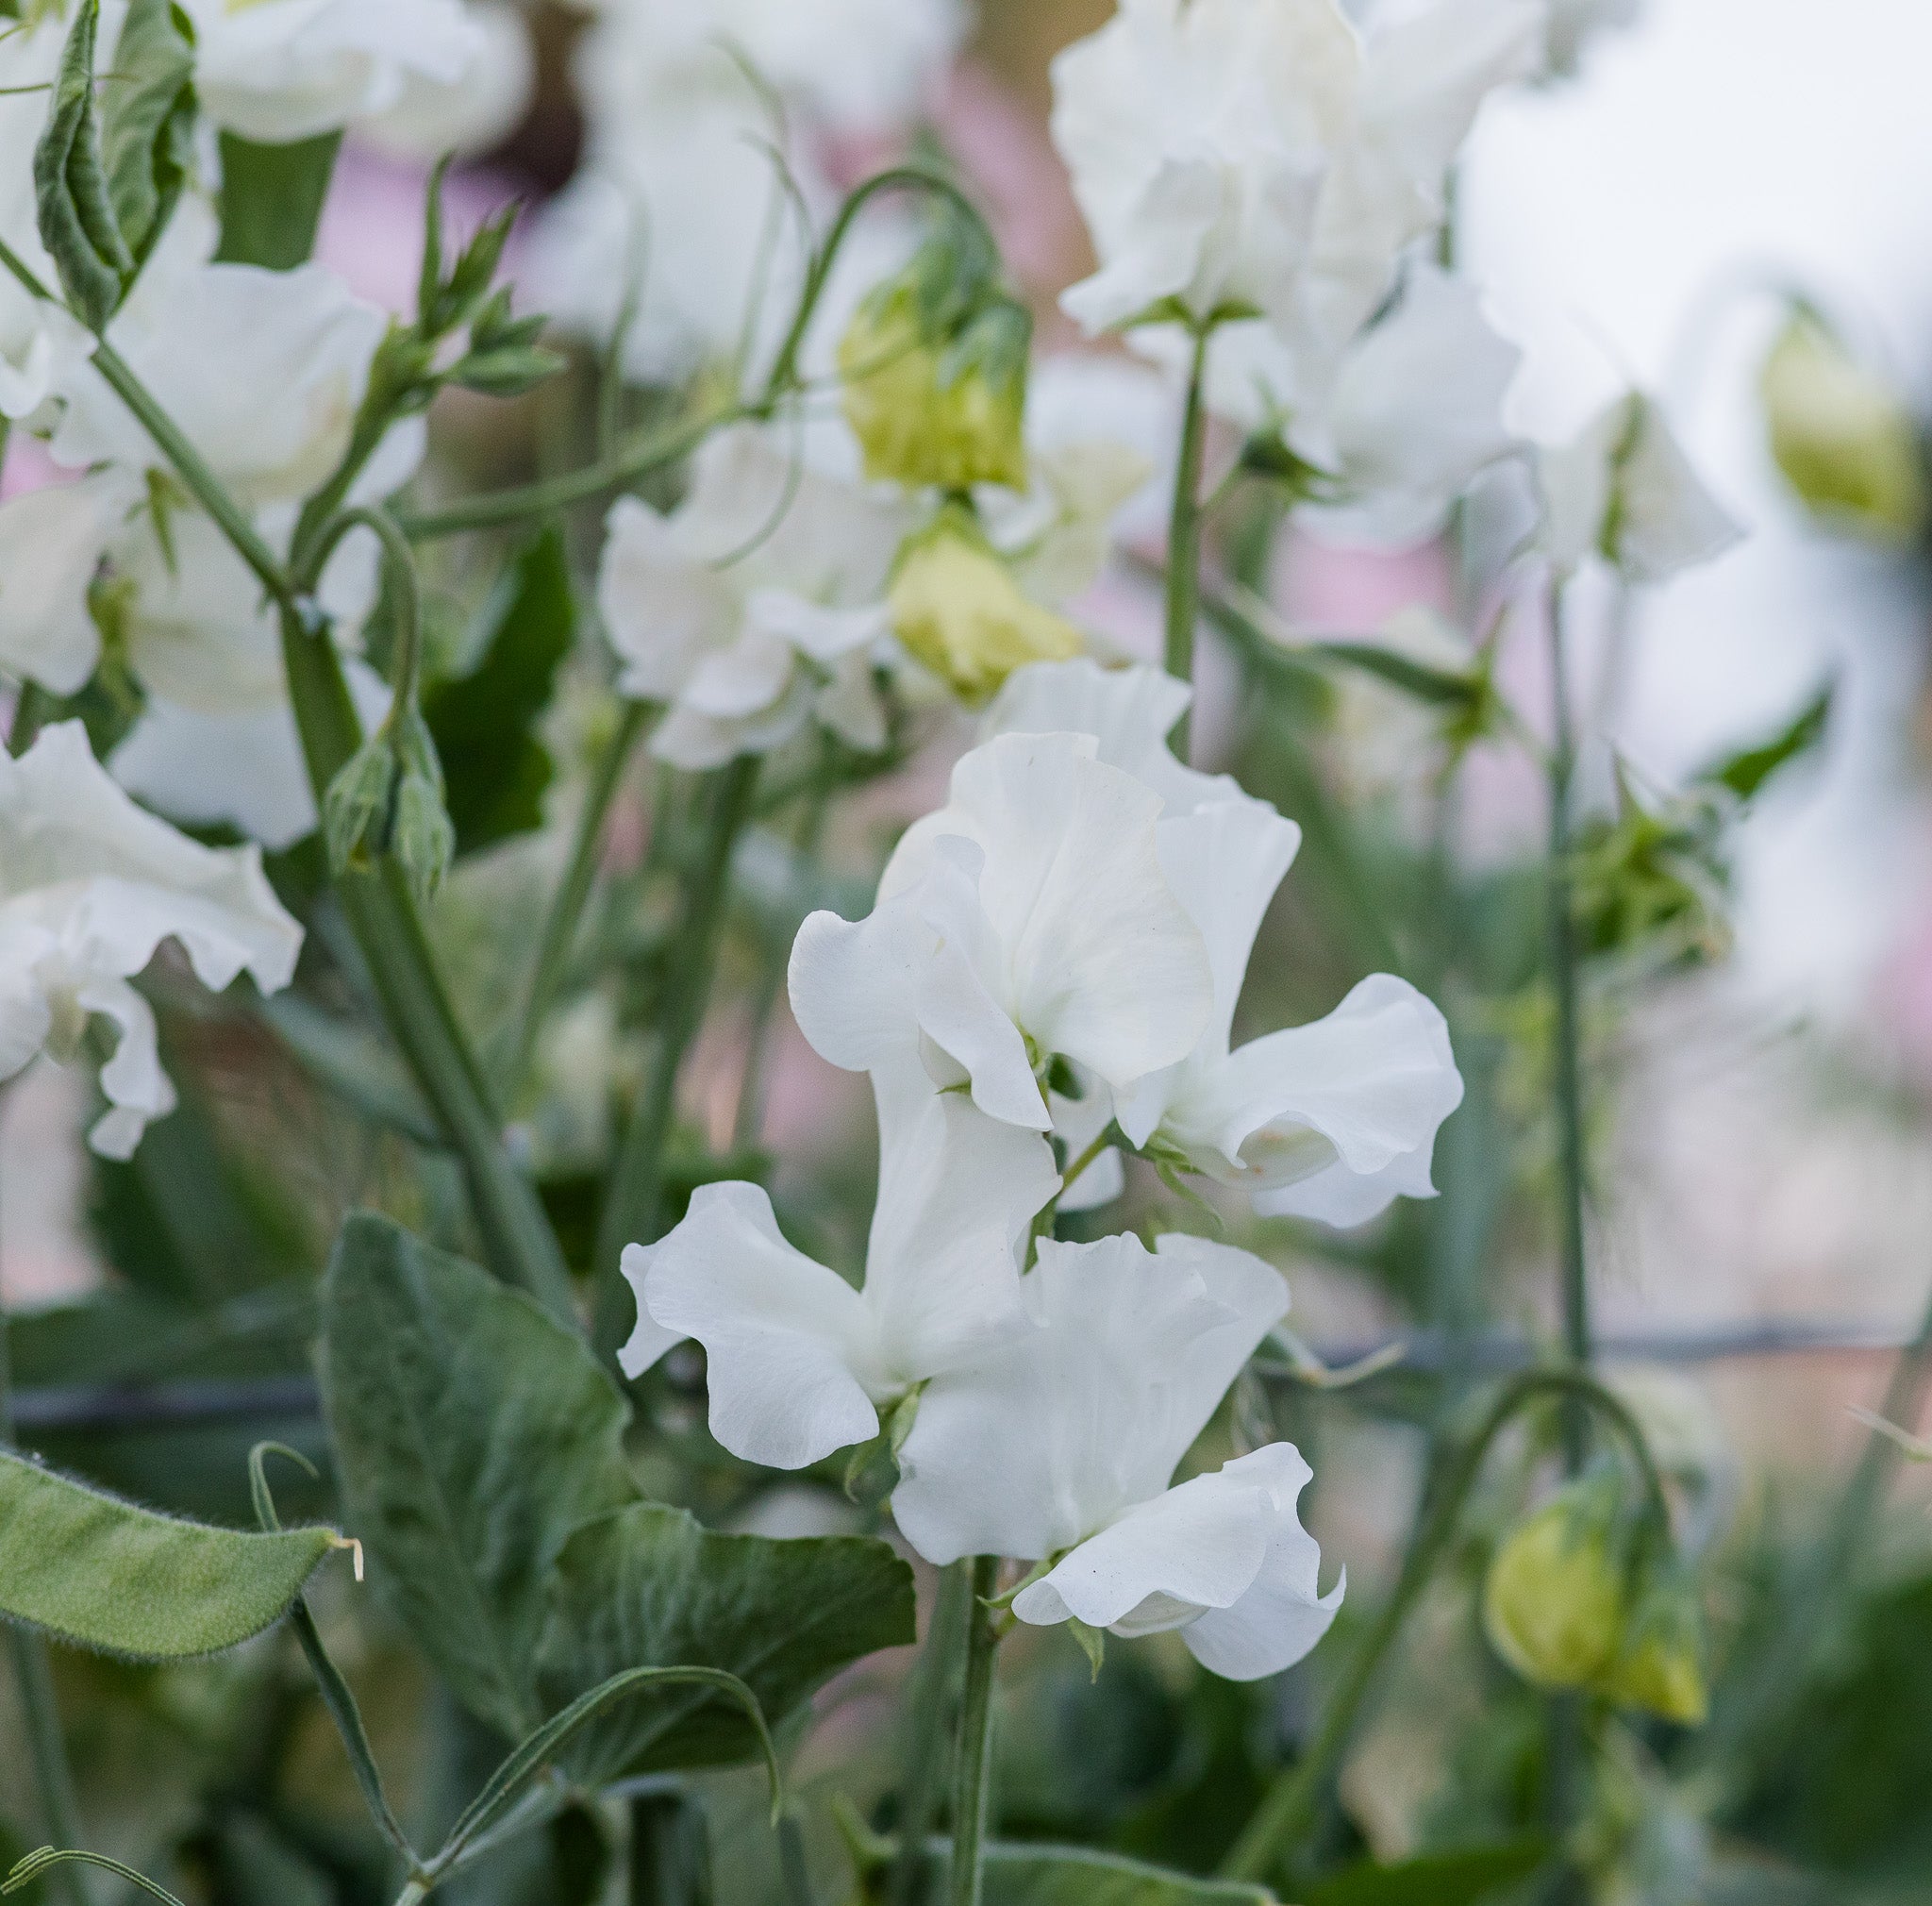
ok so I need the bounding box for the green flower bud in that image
[1762,310,1929,545]
[1601,1570,1708,1727]
[839,230,1031,493]
[888,509,1083,702]
[389,705,455,902]
[323,729,403,878]
[1483,1477,1631,1690]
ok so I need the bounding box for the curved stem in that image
[511,701,651,1098]
[888,1561,973,1906]
[762,166,995,403]
[1163,323,1214,761]
[1218,1368,1666,1887]
[397,408,741,542]
[592,756,760,1354]
[948,1557,1002,1906]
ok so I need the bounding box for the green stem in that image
[1545,589,1592,1456]
[7,679,50,755]
[0,1153,89,1906]
[948,1557,1001,1906]
[1163,322,1214,761]
[512,700,651,1096]
[1218,1369,1666,1887]
[887,1560,974,1906]
[397,409,740,542]
[279,610,576,1321]
[592,756,760,1354]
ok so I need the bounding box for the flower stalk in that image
[1163,321,1214,761]
[949,1556,1003,1906]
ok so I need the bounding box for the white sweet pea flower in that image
[1540,393,1742,583]
[618,1064,1058,1469]
[597,422,908,770]
[893,1231,1343,1680]
[181,0,482,143]
[978,659,1461,1222]
[1051,0,1540,346]
[1286,264,1522,543]
[1115,800,1463,1222]
[0,470,142,696]
[0,723,303,1158]
[790,729,1214,1131]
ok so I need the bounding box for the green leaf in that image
[4,1847,189,1905]
[318,1212,634,1739]
[33,0,132,331]
[0,1448,333,1659]
[537,1501,915,1786]
[425,526,575,856]
[99,0,195,271]
[213,129,341,270]
[1302,1839,1552,1906]
[1699,678,1835,804]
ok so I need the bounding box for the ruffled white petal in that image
[1174,1446,1344,1680]
[892,1231,1288,1566]
[80,975,175,1161]
[619,1182,883,1469]
[885,732,1213,1095]
[1186,974,1464,1192]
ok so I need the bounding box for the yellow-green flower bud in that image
[1483,1479,1630,1690]
[1762,310,1928,545]
[1601,1572,1708,1727]
[839,226,1031,493]
[888,510,1083,702]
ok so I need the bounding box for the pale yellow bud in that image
[1483,1480,1629,1690]
[888,512,1083,702]
[1763,312,1928,545]
[1601,1575,1708,1727]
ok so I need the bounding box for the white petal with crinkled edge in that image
[1175,1446,1343,1680]
[1254,1131,1440,1229]
[883,732,1213,1097]
[79,975,175,1161]
[1008,1444,1340,1679]
[1182,974,1464,1190]
[979,660,1246,819]
[619,1182,883,1469]
[598,494,740,703]
[891,1231,1288,1566]
[1,723,303,995]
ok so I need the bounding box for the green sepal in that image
[1066,1616,1106,1682]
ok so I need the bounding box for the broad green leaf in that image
[213,129,341,270]
[425,527,575,857]
[0,1448,332,1659]
[33,0,131,331]
[1303,1839,1551,1906]
[1700,679,1835,804]
[537,1502,916,1785]
[100,0,195,271]
[319,1212,634,1739]
[956,1846,1272,1906]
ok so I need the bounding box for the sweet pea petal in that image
[619,1182,883,1470]
[892,1231,1288,1565]
[1011,1462,1278,1633]
[1254,1135,1440,1229]
[0,473,130,696]
[79,975,176,1161]
[894,731,1213,1093]
[1170,973,1461,1193]
[1177,1445,1344,1680]
[598,494,741,703]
